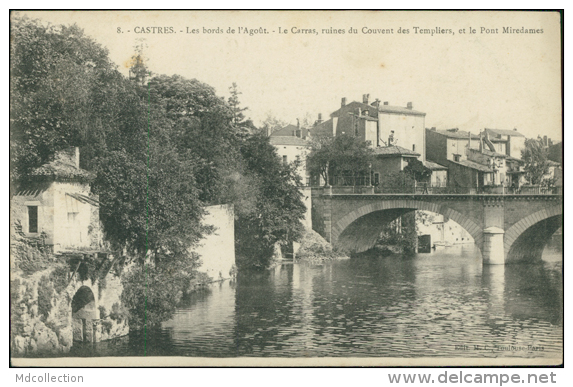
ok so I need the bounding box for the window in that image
[412,144,416,151]
[282,155,288,165]
[374,173,380,185]
[28,206,38,233]
[454,154,461,162]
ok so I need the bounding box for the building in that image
[320,95,427,161]
[483,128,526,159]
[269,135,312,184]
[10,147,103,254]
[426,128,481,165]
[268,133,313,230]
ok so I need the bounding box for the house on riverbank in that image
[10,148,128,356]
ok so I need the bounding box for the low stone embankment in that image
[295,229,349,263]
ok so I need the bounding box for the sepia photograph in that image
[9,10,563,368]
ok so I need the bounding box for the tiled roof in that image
[484,128,525,138]
[373,145,420,157]
[30,152,94,182]
[424,160,448,170]
[271,124,309,138]
[474,148,507,158]
[309,119,334,137]
[450,159,493,173]
[428,129,480,139]
[269,136,310,146]
[506,155,523,163]
[379,105,426,116]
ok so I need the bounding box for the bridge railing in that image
[312,184,562,195]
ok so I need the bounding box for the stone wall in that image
[10,259,129,357]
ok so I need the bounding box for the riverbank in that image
[295,229,349,263]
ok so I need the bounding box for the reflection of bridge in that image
[311,187,562,264]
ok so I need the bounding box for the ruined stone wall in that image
[10,258,129,356]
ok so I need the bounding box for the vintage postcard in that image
[10,10,562,367]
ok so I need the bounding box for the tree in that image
[10,17,120,182]
[235,134,306,269]
[522,138,550,185]
[403,159,432,183]
[228,82,248,127]
[307,134,374,185]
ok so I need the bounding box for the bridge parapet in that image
[311,189,562,265]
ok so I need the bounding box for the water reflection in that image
[63,245,561,358]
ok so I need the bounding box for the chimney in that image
[543,135,548,146]
[407,102,413,109]
[297,118,300,129]
[74,147,80,169]
[341,97,346,107]
[468,131,472,150]
[318,113,322,121]
[363,94,370,104]
[431,127,436,131]
[479,131,483,152]
[383,101,389,105]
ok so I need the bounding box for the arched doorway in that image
[71,286,97,342]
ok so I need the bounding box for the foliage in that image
[307,134,374,185]
[403,159,432,183]
[109,302,129,322]
[11,17,313,328]
[10,17,124,182]
[121,253,201,328]
[378,171,416,193]
[228,82,248,127]
[37,275,54,321]
[376,212,417,255]
[10,223,53,276]
[235,134,306,269]
[261,112,287,135]
[522,138,550,185]
[48,264,69,294]
[98,305,108,319]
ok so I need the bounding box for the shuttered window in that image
[28,206,38,233]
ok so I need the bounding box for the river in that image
[69,244,562,359]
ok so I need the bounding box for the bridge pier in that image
[482,227,505,265]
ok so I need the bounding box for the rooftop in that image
[470,148,507,158]
[271,124,309,138]
[30,149,94,182]
[484,128,525,138]
[378,104,426,116]
[424,160,448,170]
[450,159,493,173]
[428,128,480,139]
[373,145,420,157]
[269,136,310,147]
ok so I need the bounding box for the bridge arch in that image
[504,205,563,263]
[332,199,483,253]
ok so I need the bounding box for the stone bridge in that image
[311,188,562,264]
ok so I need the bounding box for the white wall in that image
[194,204,236,281]
[378,113,425,161]
[274,144,310,183]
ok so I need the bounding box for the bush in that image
[37,275,54,321]
[109,302,128,322]
[49,264,69,294]
[98,305,107,319]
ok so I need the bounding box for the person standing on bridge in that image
[422,181,429,194]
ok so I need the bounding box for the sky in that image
[14,10,563,141]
